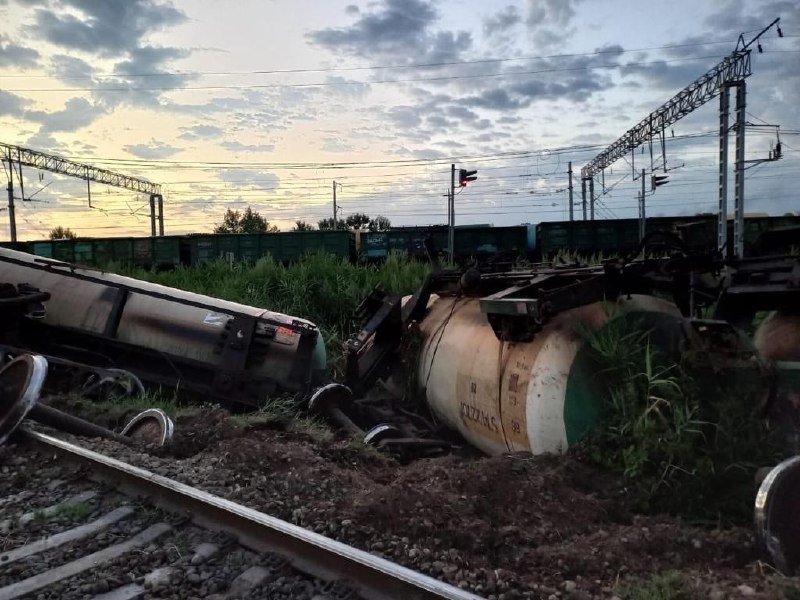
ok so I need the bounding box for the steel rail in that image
[21,428,486,600]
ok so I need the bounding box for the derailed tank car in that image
[0,247,327,407]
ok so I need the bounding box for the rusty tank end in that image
[755,312,800,362]
[415,294,683,456]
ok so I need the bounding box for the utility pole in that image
[567,162,574,222]
[639,168,646,243]
[718,85,730,254]
[733,82,746,259]
[157,194,164,236]
[581,177,587,220]
[332,180,337,230]
[149,195,156,237]
[449,164,455,262]
[589,177,595,221]
[6,159,16,242]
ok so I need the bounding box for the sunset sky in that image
[1,0,798,240]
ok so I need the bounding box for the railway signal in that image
[651,173,669,191]
[459,168,478,187]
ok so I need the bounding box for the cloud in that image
[124,140,182,159]
[0,90,29,117]
[218,169,280,193]
[308,0,471,63]
[220,141,276,153]
[525,0,584,50]
[463,88,528,110]
[447,105,479,121]
[33,0,186,57]
[321,138,354,153]
[178,124,224,140]
[484,6,521,38]
[386,105,425,129]
[50,54,94,81]
[0,35,40,68]
[25,97,104,132]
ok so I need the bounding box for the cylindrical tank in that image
[417,294,683,456]
[754,312,800,362]
[0,247,326,384]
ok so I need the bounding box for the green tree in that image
[345,212,371,230]
[317,217,347,230]
[292,220,314,231]
[214,207,279,234]
[368,215,391,231]
[49,226,77,240]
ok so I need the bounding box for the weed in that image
[291,416,335,445]
[229,394,298,428]
[574,308,783,522]
[617,571,689,600]
[57,501,94,522]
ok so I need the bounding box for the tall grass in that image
[575,309,784,522]
[115,252,431,375]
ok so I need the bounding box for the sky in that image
[0,0,798,240]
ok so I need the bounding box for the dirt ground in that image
[29,398,800,599]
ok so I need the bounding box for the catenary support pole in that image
[718,85,730,254]
[640,168,646,243]
[157,194,164,236]
[7,157,16,242]
[149,194,156,237]
[567,162,574,222]
[733,81,746,259]
[589,177,595,221]
[449,164,455,262]
[332,181,337,230]
[581,177,587,220]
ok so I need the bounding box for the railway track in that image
[0,428,485,600]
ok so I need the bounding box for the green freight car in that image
[184,230,355,265]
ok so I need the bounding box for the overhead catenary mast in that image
[580,18,783,258]
[1,143,164,241]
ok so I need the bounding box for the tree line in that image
[46,207,391,239]
[213,207,391,234]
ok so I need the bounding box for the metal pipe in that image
[29,403,135,446]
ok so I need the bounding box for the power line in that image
[8,37,798,81]
[5,54,761,93]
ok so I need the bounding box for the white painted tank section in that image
[417,294,682,456]
[0,247,327,380]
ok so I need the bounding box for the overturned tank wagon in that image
[0,247,327,407]
[414,294,683,456]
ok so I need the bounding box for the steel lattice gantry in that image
[579,18,781,259]
[2,143,164,241]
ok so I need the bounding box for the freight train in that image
[2,214,798,269]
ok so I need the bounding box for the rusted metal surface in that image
[22,429,486,600]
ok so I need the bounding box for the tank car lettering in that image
[459,401,500,433]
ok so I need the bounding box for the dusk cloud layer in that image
[0,0,797,238]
